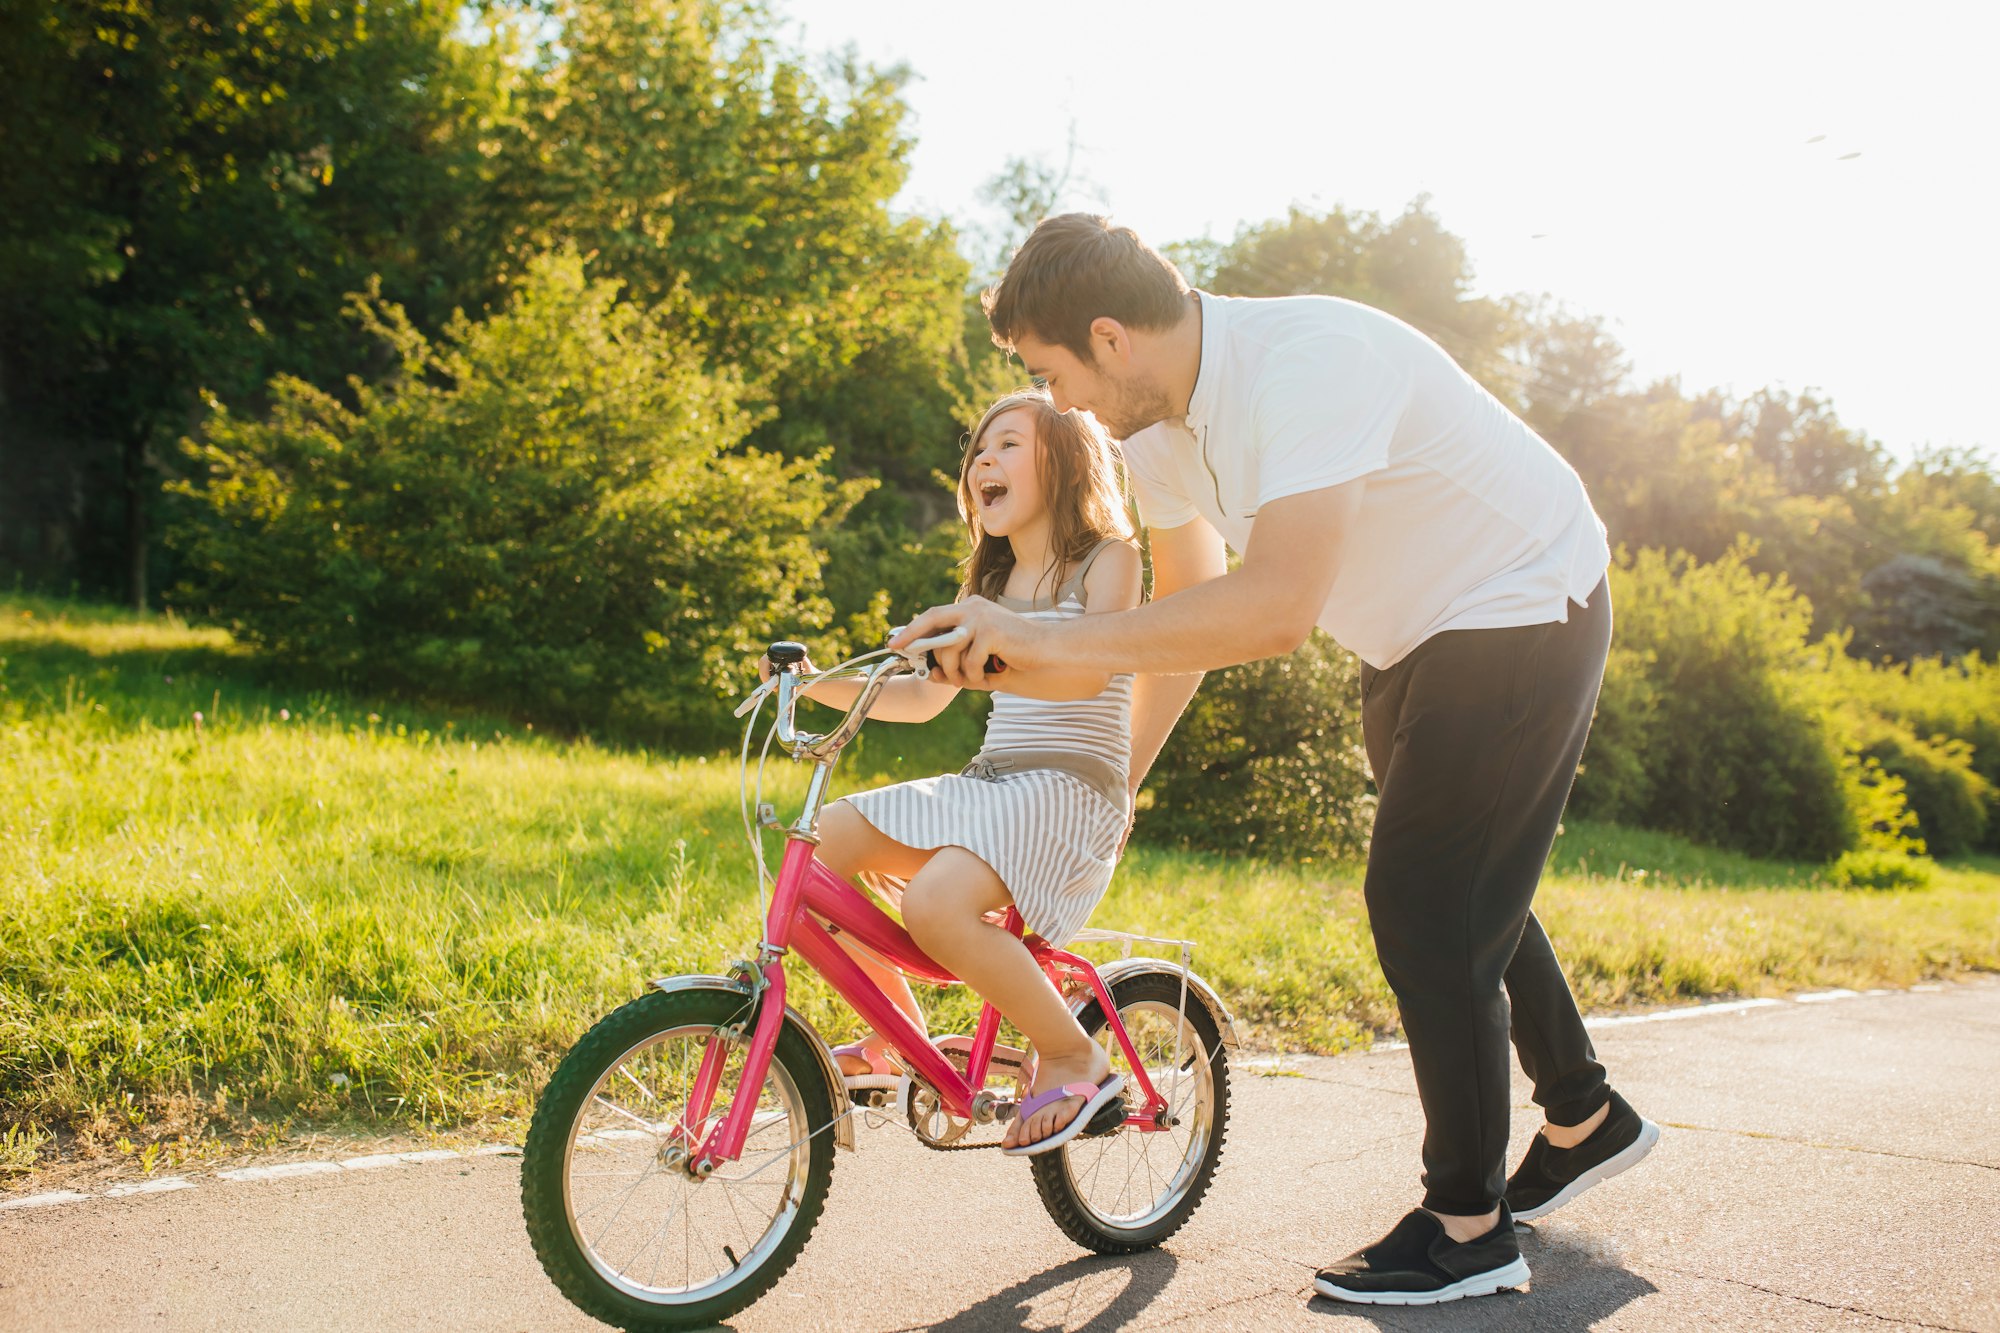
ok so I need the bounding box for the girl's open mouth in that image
[979,480,1009,508]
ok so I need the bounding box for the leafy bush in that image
[1136,632,1373,861]
[1853,719,1988,857]
[1575,548,1883,861]
[172,251,866,742]
[1566,643,1661,826]
[1856,554,2000,662]
[815,499,965,654]
[1854,654,2000,850]
[1824,848,1935,892]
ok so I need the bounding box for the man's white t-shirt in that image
[1121,291,1610,670]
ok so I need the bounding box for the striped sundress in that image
[840,538,1135,946]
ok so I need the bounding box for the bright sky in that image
[791,0,1997,462]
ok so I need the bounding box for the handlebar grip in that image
[927,650,1006,675]
[896,625,1004,677]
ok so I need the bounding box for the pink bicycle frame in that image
[687,834,1173,1169]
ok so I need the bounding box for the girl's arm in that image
[756,654,961,724]
[988,542,1144,702]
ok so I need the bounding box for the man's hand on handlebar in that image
[888,596,1044,691]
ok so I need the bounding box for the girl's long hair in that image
[957,388,1133,602]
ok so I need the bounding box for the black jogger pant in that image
[1358,577,1613,1217]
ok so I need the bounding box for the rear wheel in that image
[1030,972,1231,1252]
[520,988,836,1330]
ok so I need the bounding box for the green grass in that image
[3,594,1996,1170]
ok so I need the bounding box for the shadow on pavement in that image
[1305,1226,1657,1330]
[916,1250,1179,1332]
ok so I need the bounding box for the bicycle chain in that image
[901,1100,1133,1151]
[920,1131,1005,1152]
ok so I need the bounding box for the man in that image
[893,213,1660,1306]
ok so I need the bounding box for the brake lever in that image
[732,677,778,718]
[893,625,1007,678]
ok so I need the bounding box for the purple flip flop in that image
[1001,1073,1127,1157]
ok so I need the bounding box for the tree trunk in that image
[125,430,147,612]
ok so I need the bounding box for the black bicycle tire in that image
[520,988,836,1331]
[1029,971,1232,1253]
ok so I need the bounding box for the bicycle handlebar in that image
[744,629,1006,766]
[777,653,910,759]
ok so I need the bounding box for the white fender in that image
[1075,956,1243,1056]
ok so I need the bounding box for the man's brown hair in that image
[982,213,1189,362]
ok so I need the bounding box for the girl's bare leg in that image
[814,801,932,1074]
[830,942,922,1074]
[899,847,1109,1150]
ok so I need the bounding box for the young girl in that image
[761,387,1141,1155]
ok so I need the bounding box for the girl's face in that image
[967,406,1047,538]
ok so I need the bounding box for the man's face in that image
[1014,329,1177,441]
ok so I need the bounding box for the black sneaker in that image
[1506,1089,1661,1221]
[1313,1207,1530,1305]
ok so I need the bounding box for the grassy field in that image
[4,594,1997,1175]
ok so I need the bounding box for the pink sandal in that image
[830,1041,903,1092]
[1001,1073,1126,1157]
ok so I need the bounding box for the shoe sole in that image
[1000,1075,1127,1157]
[1314,1256,1531,1305]
[1512,1117,1662,1222]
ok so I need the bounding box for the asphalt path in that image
[3,980,1996,1331]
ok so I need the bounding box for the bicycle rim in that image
[1062,998,1216,1230]
[561,1023,814,1307]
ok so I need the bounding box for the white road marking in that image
[1243,989,1853,1067]
[217,1162,347,1183]
[1584,997,1785,1028]
[339,1150,462,1171]
[0,1191,92,1212]
[104,1177,195,1198]
[2,1142,524,1217]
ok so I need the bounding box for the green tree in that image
[0,0,516,605]
[172,251,865,741]
[489,0,973,495]
[1898,447,2000,546]
[1206,199,1520,399]
[1510,309,1904,640]
[1572,548,1899,861]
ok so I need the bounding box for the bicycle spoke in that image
[635,1178,692,1288]
[587,1155,663,1251]
[558,1017,817,1302]
[618,1063,661,1103]
[591,1093,666,1136]
[1060,995,1218,1229]
[720,1177,755,1257]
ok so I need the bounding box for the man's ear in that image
[1088,316,1131,363]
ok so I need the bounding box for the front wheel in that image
[1030,971,1232,1252]
[520,987,836,1330]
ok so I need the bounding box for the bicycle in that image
[520,635,1237,1330]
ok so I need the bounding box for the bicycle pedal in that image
[1080,1097,1128,1137]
